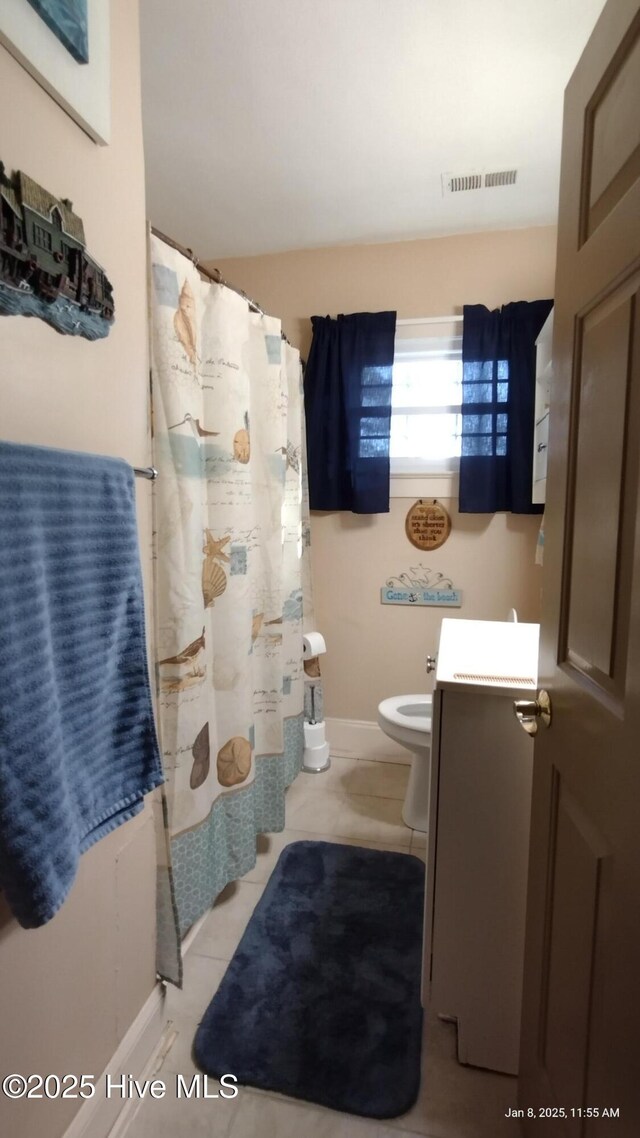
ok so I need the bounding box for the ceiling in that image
[140,0,606,260]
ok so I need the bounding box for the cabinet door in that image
[533,410,550,502]
[429,689,533,1074]
[422,686,444,1004]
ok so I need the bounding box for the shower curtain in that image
[149,233,314,983]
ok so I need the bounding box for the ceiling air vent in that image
[484,169,518,188]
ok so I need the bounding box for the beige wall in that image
[211,227,556,721]
[0,4,157,1137]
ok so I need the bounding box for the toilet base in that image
[402,748,431,833]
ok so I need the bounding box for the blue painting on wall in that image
[26,0,89,64]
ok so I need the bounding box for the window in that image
[461,358,509,457]
[390,321,463,474]
[33,224,52,251]
[63,243,79,278]
[357,365,393,459]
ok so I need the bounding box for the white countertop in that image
[435,618,540,696]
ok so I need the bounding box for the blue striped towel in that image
[0,441,163,927]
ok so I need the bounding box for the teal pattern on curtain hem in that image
[171,713,303,937]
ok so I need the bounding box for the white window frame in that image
[390,316,463,497]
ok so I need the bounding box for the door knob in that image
[513,689,551,736]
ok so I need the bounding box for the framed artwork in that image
[26,1,89,64]
[0,0,110,144]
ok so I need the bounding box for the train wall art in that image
[0,160,114,341]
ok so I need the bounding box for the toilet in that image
[377,694,432,832]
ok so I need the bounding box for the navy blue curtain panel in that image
[304,311,397,513]
[459,300,553,513]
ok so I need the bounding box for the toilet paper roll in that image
[303,630,326,657]
[304,722,326,748]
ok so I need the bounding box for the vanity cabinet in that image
[423,618,539,1075]
[532,307,554,504]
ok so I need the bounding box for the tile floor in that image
[126,756,518,1138]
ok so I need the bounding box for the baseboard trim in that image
[181,909,208,956]
[326,717,409,764]
[63,984,167,1138]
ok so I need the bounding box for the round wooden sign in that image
[405,499,451,551]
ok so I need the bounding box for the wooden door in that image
[519,2,640,1135]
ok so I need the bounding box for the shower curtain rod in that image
[150,225,294,340]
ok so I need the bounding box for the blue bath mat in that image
[193,840,425,1118]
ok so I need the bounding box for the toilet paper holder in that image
[302,632,330,772]
[308,683,319,725]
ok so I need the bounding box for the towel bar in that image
[134,466,158,480]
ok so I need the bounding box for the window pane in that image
[462,435,494,457]
[497,382,508,403]
[462,413,493,435]
[463,360,493,384]
[361,366,391,407]
[360,415,389,438]
[463,382,493,404]
[359,414,390,459]
[362,385,392,407]
[461,434,508,457]
[362,416,387,432]
[359,436,389,458]
[390,329,463,471]
[392,358,462,409]
[390,412,461,460]
[496,413,508,433]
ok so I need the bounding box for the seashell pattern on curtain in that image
[149,233,316,984]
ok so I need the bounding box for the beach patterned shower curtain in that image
[149,233,313,983]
